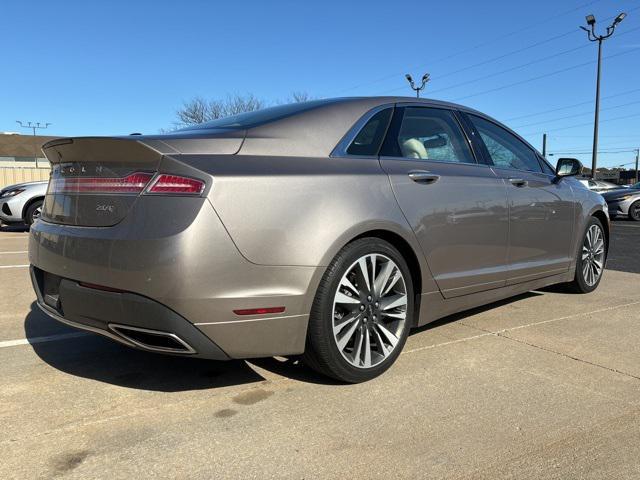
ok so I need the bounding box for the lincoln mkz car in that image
[0,180,47,226]
[28,97,609,382]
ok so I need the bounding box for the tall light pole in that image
[15,121,51,168]
[405,73,430,98]
[635,148,639,184]
[580,12,627,179]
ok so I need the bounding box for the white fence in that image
[0,166,51,189]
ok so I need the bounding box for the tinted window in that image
[382,107,474,163]
[346,108,393,156]
[178,99,342,130]
[469,115,542,173]
[539,158,555,175]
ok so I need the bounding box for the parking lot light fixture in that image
[580,12,627,179]
[405,72,430,98]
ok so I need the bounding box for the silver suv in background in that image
[0,181,48,226]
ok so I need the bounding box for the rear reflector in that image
[50,172,153,194]
[233,306,286,316]
[145,174,205,195]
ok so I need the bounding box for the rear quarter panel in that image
[174,153,437,293]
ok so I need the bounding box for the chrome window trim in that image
[330,104,394,158]
[380,156,491,169]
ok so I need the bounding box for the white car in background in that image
[0,181,48,226]
[578,179,623,193]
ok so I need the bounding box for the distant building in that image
[0,132,59,168]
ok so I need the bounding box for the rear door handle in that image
[509,178,528,187]
[408,170,440,184]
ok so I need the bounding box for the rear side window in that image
[381,107,475,163]
[469,115,542,173]
[346,108,393,156]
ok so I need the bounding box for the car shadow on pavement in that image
[0,224,28,233]
[410,291,544,335]
[24,303,267,392]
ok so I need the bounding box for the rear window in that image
[346,108,393,156]
[179,99,343,131]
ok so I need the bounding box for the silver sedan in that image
[603,188,640,221]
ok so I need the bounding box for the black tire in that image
[565,216,607,293]
[24,200,43,226]
[629,200,640,222]
[303,238,414,383]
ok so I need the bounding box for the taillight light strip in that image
[48,172,205,196]
[49,172,154,194]
[144,174,205,195]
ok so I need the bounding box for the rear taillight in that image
[145,174,205,195]
[50,172,154,194]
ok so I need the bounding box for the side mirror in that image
[556,158,583,177]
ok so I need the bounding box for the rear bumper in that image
[31,266,230,359]
[28,199,318,359]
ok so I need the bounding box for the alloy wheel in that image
[582,224,605,287]
[630,201,640,221]
[331,253,407,369]
[32,206,42,221]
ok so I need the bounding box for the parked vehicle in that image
[28,97,609,382]
[578,178,622,193]
[602,187,640,221]
[0,181,48,226]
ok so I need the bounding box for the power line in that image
[383,42,589,96]
[511,99,640,129]
[522,111,640,136]
[452,45,640,102]
[323,0,607,97]
[550,150,636,154]
[503,87,640,121]
[382,21,640,97]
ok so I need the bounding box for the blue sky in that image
[2,0,639,167]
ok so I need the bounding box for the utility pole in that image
[635,148,639,184]
[15,121,51,168]
[542,133,547,157]
[580,11,627,179]
[405,73,430,98]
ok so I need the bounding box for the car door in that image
[464,113,574,284]
[379,105,509,298]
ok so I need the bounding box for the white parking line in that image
[0,332,88,348]
[0,264,29,269]
[0,251,28,255]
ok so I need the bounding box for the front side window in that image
[382,107,475,163]
[469,115,542,173]
[346,108,393,156]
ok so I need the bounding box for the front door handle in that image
[408,170,440,184]
[509,178,528,187]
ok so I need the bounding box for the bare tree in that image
[287,91,312,103]
[170,92,313,130]
[175,94,265,128]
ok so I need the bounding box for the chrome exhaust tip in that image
[108,324,196,354]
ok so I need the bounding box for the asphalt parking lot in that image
[1,221,639,479]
